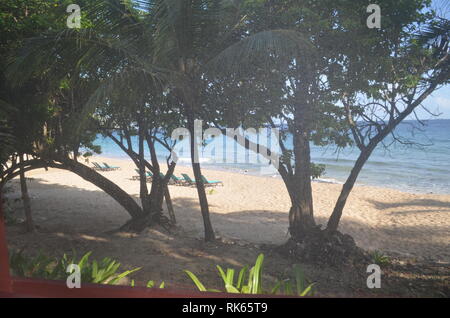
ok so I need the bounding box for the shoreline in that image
[21,153,450,197]
[83,154,450,196]
[9,154,450,262]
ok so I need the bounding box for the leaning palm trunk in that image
[54,157,145,220]
[1,157,145,221]
[287,122,315,240]
[187,112,215,241]
[287,84,316,240]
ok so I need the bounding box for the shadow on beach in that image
[366,198,450,214]
[3,177,450,297]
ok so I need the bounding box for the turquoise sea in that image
[92,119,450,194]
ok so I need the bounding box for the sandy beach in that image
[5,155,449,262]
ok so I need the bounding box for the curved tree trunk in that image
[1,157,145,222]
[54,157,144,220]
[19,155,34,232]
[326,146,375,233]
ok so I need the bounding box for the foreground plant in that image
[271,264,315,296]
[371,250,390,266]
[9,250,140,285]
[185,253,315,296]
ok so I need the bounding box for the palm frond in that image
[206,29,315,75]
[417,17,449,50]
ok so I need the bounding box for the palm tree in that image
[144,0,312,241]
[8,0,312,241]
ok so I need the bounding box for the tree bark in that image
[164,186,176,224]
[187,113,215,241]
[1,157,145,222]
[287,72,316,240]
[326,145,376,232]
[288,122,315,240]
[137,124,152,216]
[19,155,34,232]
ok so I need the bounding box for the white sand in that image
[9,155,450,262]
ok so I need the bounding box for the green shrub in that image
[9,249,140,285]
[146,280,165,288]
[371,250,390,266]
[271,264,315,296]
[311,163,326,179]
[185,253,315,296]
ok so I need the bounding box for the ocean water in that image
[92,120,450,194]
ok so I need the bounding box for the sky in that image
[417,86,450,119]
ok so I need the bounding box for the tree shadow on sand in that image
[366,198,450,215]
[3,177,449,297]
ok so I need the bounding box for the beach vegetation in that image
[185,253,315,296]
[371,251,390,266]
[9,249,141,284]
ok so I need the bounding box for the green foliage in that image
[185,253,314,296]
[371,250,390,266]
[129,279,165,288]
[146,280,165,289]
[271,265,315,296]
[9,249,55,279]
[9,250,140,284]
[310,163,326,180]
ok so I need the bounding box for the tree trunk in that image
[288,128,315,240]
[188,114,215,241]
[56,157,144,220]
[326,147,374,233]
[179,75,215,241]
[137,125,152,216]
[19,155,34,232]
[164,186,176,224]
[288,89,315,240]
[1,157,144,222]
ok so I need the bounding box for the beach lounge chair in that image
[157,172,171,183]
[201,175,223,187]
[92,162,110,171]
[181,173,196,186]
[103,162,120,170]
[133,169,153,181]
[157,172,176,185]
[132,169,140,180]
[170,174,186,185]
